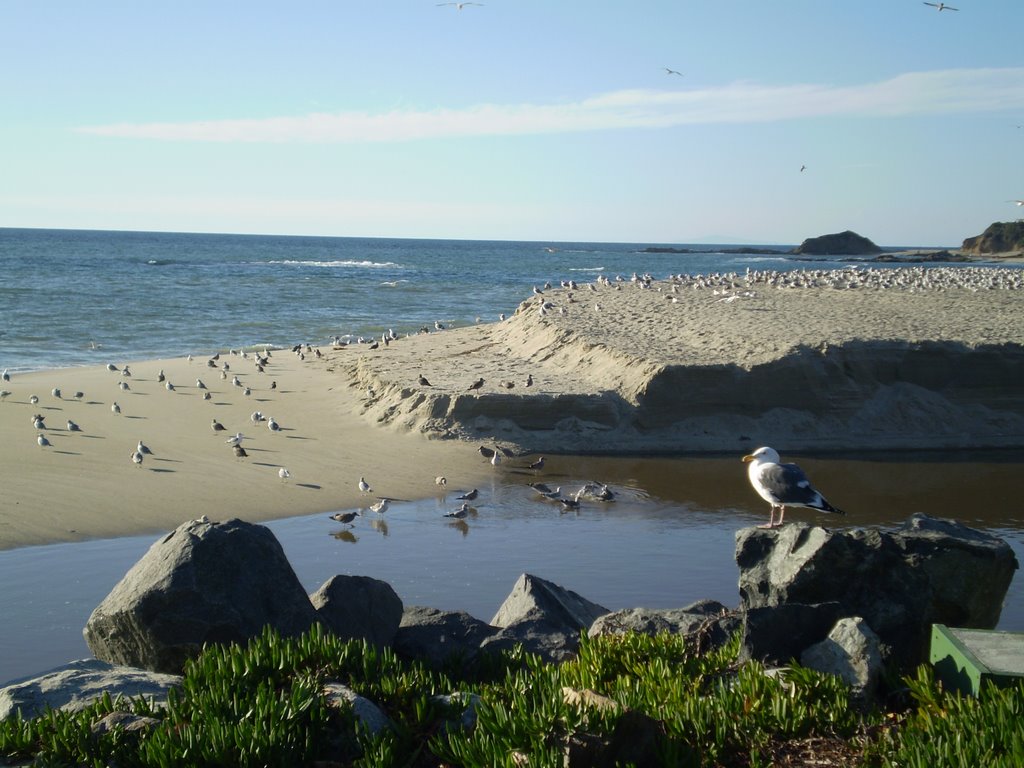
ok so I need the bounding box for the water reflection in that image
[1,451,1022,686]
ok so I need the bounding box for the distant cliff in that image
[961,221,1024,254]
[791,230,883,256]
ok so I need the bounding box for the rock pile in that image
[1,514,1016,720]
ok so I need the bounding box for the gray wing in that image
[759,462,819,506]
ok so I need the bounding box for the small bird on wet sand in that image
[212,419,226,431]
[225,432,244,447]
[359,477,372,494]
[418,375,432,387]
[67,419,81,432]
[742,446,846,529]
[329,511,359,526]
[131,449,143,466]
[37,434,51,448]
[467,377,484,391]
[137,440,153,455]
[529,457,545,471]
[267,417,280,432]
[478,445,495,459]
[32,414,45,429]
[233,444,249,459]
[111,401,121,415]
[525,374,533,387]
[456,488,479,501]
[370,498,390,514]
[279,467,290,482]
[435,475,447,486]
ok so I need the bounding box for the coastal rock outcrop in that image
[735,514,1018,670]
[961,220,1024,254]
[790,230,882,255]
[83,518,319,674]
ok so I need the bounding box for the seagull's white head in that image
[742,446,780,465]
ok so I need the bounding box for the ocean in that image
[0,227,964,373]
[1,227,1022,685]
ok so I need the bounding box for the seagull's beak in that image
[742,454,755,463]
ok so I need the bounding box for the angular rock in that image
[588,599,740,653]
[310,575,403,648]
[484,573,611,661]
[84,518,319,674]
[736,514,1018,669]
[801,617,883,700]
[0,659,181,721]
[393,606,498,667]
[740,602,845,665]
[491,573,609,633]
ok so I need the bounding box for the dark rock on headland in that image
[961,220,1024,254]
[83,517,319,674]
[791,230,883,256]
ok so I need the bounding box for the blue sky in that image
[2,1,1022,246]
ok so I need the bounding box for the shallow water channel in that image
[2,451,1022,686]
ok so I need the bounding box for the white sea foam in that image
[568,266,605,272]
[270,259,402,269]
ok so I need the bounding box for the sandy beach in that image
[3,266,1023,551]
[0,351,495,551]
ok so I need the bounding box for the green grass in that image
[1,623,1022,767]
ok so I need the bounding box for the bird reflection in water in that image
[330,529,358,543]
[369,519,389,537]
[447,520,470,536]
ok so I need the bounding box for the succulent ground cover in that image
[1,624,1022,767]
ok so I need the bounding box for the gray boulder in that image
[736,514,1018,669]
[483,573,610,661]
[84,518,319,674]
[0,659,181,721]
[310,575,404,648]
[801,617,883,700]
[740,602,845,665]
[324,682,391,735]
[589,599,740,652]
[393,606,498,667]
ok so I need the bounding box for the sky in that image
[1,1,1023,246]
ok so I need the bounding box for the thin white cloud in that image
[76,68,1024,143]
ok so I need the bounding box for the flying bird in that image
[438,1,483,8]
[742,446,846,528]
[663,67,684,76]
[923,2,957,9]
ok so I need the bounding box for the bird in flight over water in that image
[923,2,957,10]
[438,2,483,9]
[663,68,684,76]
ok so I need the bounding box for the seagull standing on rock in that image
[742,446,846,529]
